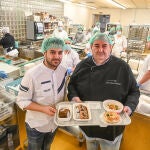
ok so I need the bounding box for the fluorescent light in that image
[57,0,71,4]
[107,0,126,9]
[57,0,96,9]
[76,3,96,9]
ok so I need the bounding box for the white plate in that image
[57,104,72,122]
[103,100,123,113]
[73,103,91,121]
[100,112,122,125]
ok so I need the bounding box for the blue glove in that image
[87,52,92,57]
[0,71,8,79]
[137,83,141,88]
[67,68,72,75]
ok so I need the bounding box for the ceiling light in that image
[57,0,96,9]
[107,0,126,9]
[77,3,96,9]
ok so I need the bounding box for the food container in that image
[73,103,91,121]
[0,89,16,122]
[57,103,72,122]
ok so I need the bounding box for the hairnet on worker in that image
[41,37,64,53]
[116,26,122,31]
[2,27,10,34]
[64,38,72,44]
[63,44,72,51]
[89,32,113,45]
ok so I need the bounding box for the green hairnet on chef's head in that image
[41,37,64,53]
[93,29,99,35]
[89,32,113,45]
[116,26,122,31]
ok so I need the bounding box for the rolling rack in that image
[126,25,149,63]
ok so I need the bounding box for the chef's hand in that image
[72,97,82,103]
[43,105,56,116]
[123,106,132,116]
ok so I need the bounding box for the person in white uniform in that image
[92,22,100,35]
[52,22,68,40]
[17,37,67,150]
[61,38,80,73]
[137,54,150,92]
[112,26,127,58]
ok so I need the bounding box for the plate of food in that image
[57,104,72,121]
[103,100,123,113]
[100,111,122,124]
[73,103,91,121]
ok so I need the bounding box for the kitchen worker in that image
[52,21,68,40]
[137,54,150,92]
[61,38,80,74]
[17,37,67,150]
[68,32,140,150]
[73,26,85,44]
[92,22,100,35]
[0,27,15,54]
[112,26,127,58]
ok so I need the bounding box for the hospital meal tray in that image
[54,101,131,127]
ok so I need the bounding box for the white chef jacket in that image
[52,29,68,40]
[61,50,80,69]
[17,62,67,132]
[112,34,127,58]
[137,55,150,92]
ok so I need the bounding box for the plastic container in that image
[5,78,22,96]
[0,89,16,122]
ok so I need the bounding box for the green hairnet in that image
[93,29,99,35]
[64,38,72,43]
[63,44,72,51]
[41,37,64,53]
[147,36,150,42]
[78,26,84,31]
[96,22,100,26]
[89,32,113,45]
[116,26,122,31]
[109,26,116,32]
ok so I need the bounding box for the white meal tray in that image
[54,101,131,127]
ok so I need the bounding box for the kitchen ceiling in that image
[66,0,150,9]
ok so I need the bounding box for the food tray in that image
[54,102,131,127]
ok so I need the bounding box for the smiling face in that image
[44,48,63,70]
[91,40,112,65]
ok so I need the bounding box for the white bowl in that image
[103,100,123,113]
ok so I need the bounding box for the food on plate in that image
[103,100,123,113]
[107,103,120,110]
[75,104,89,119]
[103,111,121,123]
[58,108,70,118]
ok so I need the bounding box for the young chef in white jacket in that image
[17,37,67,150]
